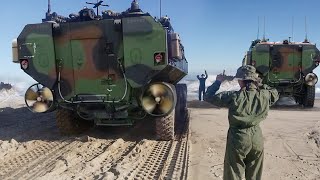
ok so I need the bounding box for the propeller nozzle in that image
[25,84,54,113]
[305,73,318,86]
[141,83,176,116]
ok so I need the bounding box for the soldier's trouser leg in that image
[199,88,204,100]
[244,127,264,180]
[223,126,264,180]
[201,89,205,100]
[223,129,246,180]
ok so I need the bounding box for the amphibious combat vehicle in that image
[243,38,319,107]
[12,0,188,140]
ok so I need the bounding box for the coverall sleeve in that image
[260,84,279,106]
[204,81,234,107]
[204,71,208,79]
[197,75,200,80]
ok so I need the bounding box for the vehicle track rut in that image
[0,108,190,180]
[0,140,76,180]
[22,139,115,179]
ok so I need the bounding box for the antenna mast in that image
[43,0,52,22]
[160,0,162,18]
[257,16,260,40]
[86,0,109,16]
[262,16,266,41]
[304,16,309,42]
[291,16,294,42]
[48,0,51,14]
[96,0,99,15]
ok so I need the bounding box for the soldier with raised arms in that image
[197,70,208,101]
[204,65,279,180]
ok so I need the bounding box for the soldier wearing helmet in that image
[204,65,279,180]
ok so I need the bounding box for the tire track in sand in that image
[0,140,78,180]
[113,111,190,180]
[21,139,115,180]
[0,110,190,180]
[102,140,158,179]
[72,139,139,180]
[160,109,190,180]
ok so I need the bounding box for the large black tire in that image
[155,110,175,140]
[296,96,303,105]
[175,84,187,114]
[56,108,93,135]
[175,84,187,133]
[303,85,315,108]
[294,94,303,105]
[155,83,177,141]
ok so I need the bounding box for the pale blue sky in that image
[1,0,320,83]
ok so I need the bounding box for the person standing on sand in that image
[197,70,208,101]
[204,65,279,180]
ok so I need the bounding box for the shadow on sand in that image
[187,100,219,109]
[270,104,320,111]
[0,107,156,143]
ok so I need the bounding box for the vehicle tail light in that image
[20,59,29,70]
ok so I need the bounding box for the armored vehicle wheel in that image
[175,84,187,114]
[154,83,177,141]
[56,108,93,135]
[175,84,187,133]
[155,110,175,140]
[296,96,303,105]
[303,85,315,108]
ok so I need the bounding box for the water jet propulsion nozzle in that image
[305,73,318,86]
[25,83,54,113]
[141,82,176,116]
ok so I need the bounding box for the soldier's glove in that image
[256,77,263,87]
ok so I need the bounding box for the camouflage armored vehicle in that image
[12,0,188,140]
[243,38,319,107]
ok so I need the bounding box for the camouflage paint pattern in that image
[16,12,188,119]
[243,40,320,97]
[244,41,319,94]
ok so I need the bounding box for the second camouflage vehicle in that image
[12,0,188,140]
[243,38,319,107]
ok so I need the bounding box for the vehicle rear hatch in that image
[268,45,302,83]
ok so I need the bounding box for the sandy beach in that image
[188,100,320,180]
[0,89,320,179]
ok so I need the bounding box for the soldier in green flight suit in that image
[204,65,279,180]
